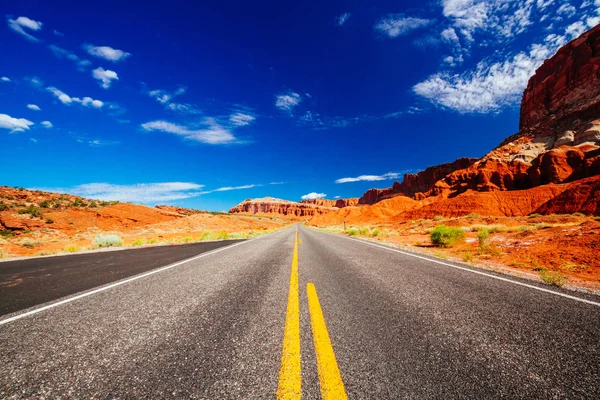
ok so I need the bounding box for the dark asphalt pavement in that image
[0,240,244,316]
[0,225,599,399]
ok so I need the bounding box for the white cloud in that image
[166,102,202,114]
[53,29,64,36]
[337,13,351,26]
[27,104,41,111]
[83,44,131,62]
[25,76,43,87]
[141,118,236,144]
[565,21,587,38]
[375,14,434,38]
[0,113,34,132]
[557,3,577,17]
[47,87,104,108]
[229,112,256,127]
[301,192,327,200]
[298,111,366,129]
[92,67,119,89]
[54,182,204,204]
[275,92,302,112]
[1,77,11,82]
[199,184,259,195]
[148,87,187,104]
[7,16,43,42]
[41,120,53,128]
[335,172,401,184]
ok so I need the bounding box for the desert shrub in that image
[539,268,567,287]
[131,238,145,247]
[39,200,51,208]
[0,229,14,238]
[528,213,542,218]
[45,218,54,224]
[359,227,370,235]
[93,234,123,248]
[571,212,586,217]
[72,198,86,207]
[88,201,98,208]
[372,229,380,237]
[52,202,62,209]
[347,228,359,236]
[465,213,480,219]
[18,205,44,218]
[463,250,473,263]
[477,228,490,247]
[433,215,444,221]
[65,245,79,253]
[201,231,215,241]
[0,201,8,211]
[431,225,465,247]
[217,231,229,240]
[20,238,39,248]
[149,238,158,244]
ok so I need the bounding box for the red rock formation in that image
[229,197,335,218]
[535,175,600,215]
[520,24,600,134]
[358,158,477,204]
[301,198,359,208]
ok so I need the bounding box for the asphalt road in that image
[1,225,599,399]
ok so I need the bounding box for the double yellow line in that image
[277,229,347,400]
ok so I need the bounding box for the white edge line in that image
[0,232,278,326]
[311,227,600,307]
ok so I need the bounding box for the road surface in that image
[1,225,599,399]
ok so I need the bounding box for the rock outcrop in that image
[358,158,477,204]
[229,197,336,218]
[520,24,600,135]
[300,198,360,208]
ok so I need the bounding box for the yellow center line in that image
[277,228,302,399]
[307,283,348,400]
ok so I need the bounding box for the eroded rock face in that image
[300,198,359,208]
[229,197,336,217]
[520,24,600,134]
[358,158,477,204]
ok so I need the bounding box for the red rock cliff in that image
[520,24,600,134]
[229,197,336,218]
[300,198,359,208]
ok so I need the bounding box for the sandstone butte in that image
[229,24,600,224]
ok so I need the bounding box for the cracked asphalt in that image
[1,225,599,399]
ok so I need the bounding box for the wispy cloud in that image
[229,112,256,127]
[166,102,202,114]
[336,13,351,26]
[148,87,187,104]
[48,182,204,204]
[301,192,327,200]
[0,113,34,132]
[7,16,43,42]
[275,91,302,112]
[335,172,401,184]
[1,77,11,82]
[27,104,41,111]
[141,118,237,145]
[47,87,104,108]
[375,14,434,38]
[92,67,119,89]
[41,120,53,128]
[83,44,131,62]
[199,184,259,195]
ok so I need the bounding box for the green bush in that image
[131,238,145,246]
[477,228,490,247]
[465,213,480,219]
[18,205,44,218]
[347,228,359,236]
[359,227,370,235]
[216,231,229,240]
[372,229,380,237]
[572,212,585,217]
[539,268,566,287]
[529,213,542,218]
[0,202,8,211]
[39,200,51,208]
[45,218,54,224]
[433,215,444,221]
[93,234,123,248]
[201,231,215,241]
[431,225,465,247]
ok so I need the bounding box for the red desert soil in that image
[0,186,289,258]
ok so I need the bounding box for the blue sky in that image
[1,0,599,211]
